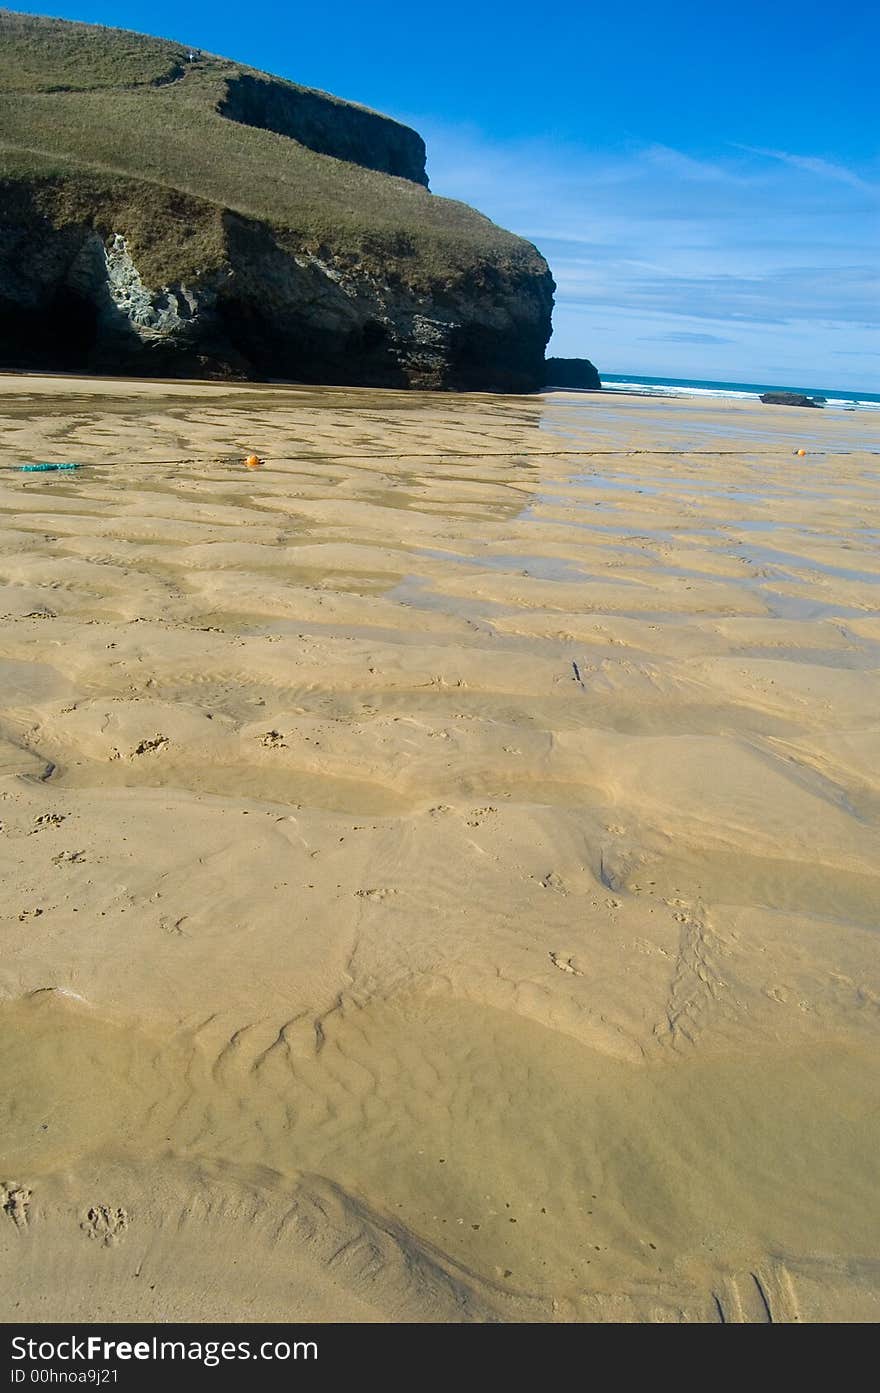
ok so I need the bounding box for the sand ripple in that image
[1,378,878,1320]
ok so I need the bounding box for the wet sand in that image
[0,376,878,1322]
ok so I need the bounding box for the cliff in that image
[0,11,554,390]
[217,74,429,187]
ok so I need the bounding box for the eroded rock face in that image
[213,213,553,390]
[0,208,222,377]
[0,190,553,389]
[218,74,429,187]
[63,232,210,358]
[102,233,200,337]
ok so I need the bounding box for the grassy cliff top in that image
[0,10,542,288]
[0,9,187,89]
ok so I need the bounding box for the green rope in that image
[20,462,80,472]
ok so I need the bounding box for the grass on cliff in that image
[0,10,540,289]
[0,10,186,90]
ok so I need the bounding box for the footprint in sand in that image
[354,888,398,902]
[159,915,188,936]
[466,806,498,828]
[1,1182,32,1230]
[132,735,169,757]
[81,1205,129,1247]
[259,730,288,749]
[549,951,583,976]
[540,872,568,894]
[31,813,65,833]
[765,985,790,1004]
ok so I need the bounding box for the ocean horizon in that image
[598,373,880,412]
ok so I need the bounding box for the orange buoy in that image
[796,448,806,457]
[244,453,262,469]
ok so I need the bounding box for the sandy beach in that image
[0,375,878,1322]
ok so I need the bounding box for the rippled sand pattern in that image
[0,377,878,1322]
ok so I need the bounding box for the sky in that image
[13,1,880,389]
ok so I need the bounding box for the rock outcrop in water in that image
[759,392,824,408]
[0,11,554,390]
[544,357,602,389]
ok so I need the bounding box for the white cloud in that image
[642,144,751,184]
[736,144,878,194]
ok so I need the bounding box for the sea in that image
[600,374,880,413]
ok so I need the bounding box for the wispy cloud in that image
[640,332,735,345]
[642,145,750,184]
[552,261,879,326]
[736,144,878,194]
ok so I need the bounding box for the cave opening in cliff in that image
[0,289,99,373]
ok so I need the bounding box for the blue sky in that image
[16,1,880,388]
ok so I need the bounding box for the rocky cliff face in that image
[0,183,553,389]
[0,13,554,391]
[217,74,429,188]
